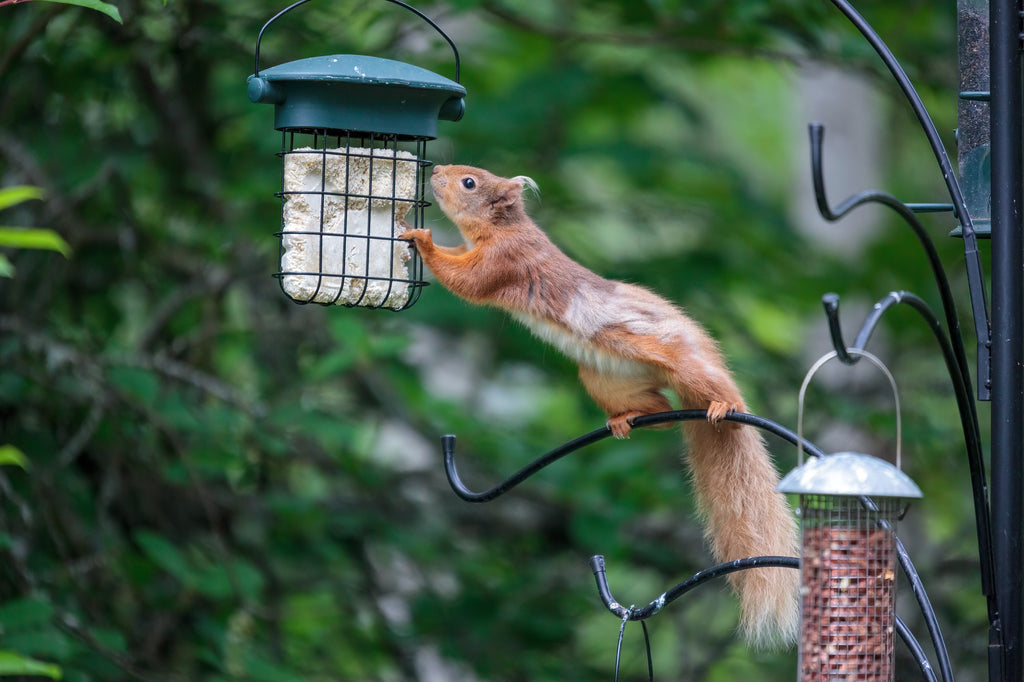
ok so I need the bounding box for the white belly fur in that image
[511,312,651,378]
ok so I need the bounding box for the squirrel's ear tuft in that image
[512,175,539,196]
[492,178,524,210]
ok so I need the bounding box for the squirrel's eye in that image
[461,177,476,190]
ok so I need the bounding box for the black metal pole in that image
[990,0,1023,678]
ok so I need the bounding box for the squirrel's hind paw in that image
[705,401,736,423]
[607,413,642,439]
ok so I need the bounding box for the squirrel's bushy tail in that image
[683,420,800,648]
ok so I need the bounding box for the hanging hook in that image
[441,410,827,504]
[809,122,989,400]
[254,0,461,83]
[818,286,995,604]
[590,554,798,622]
[822,290,907,364]
[590,544,945,680]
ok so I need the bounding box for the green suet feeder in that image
[248,0,466,310]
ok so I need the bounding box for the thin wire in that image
[612,609,654,682]
[254,0,310,77]
[614,609,631,682]
[641,620,653,681]
[253,0,461,83]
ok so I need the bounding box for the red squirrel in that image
[401,164,799,647]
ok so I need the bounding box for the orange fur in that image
[403,164,799,647]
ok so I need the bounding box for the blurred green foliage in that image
[0,0,991,679]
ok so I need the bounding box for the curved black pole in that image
[590,554,797,621]
[440,404,950,678]
[897,615,940,682]
[591,555,939,682]
[822,291,894,365]
[824,289,987,680]
[814,123,999,649]
[823,1,990,379]
[809,123,987,399]
[896,534,954,682]
[441,410,827,504]
[443,408,952,678]
[824,1,969,229]
[813,119,997,634]
[822,290,995,614]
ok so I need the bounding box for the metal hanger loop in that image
[254,0,461,82]
[796,348,902,469]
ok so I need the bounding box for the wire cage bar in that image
[275,129,431,310]
[798,495,902,681]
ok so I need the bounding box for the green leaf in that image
[0,186,43,212]
[193,558,265,601]
[0,445,27,469]
[134,531,192,584]
[107,366,160,404]
[1,631,73,662]
[35,0,122,23]
[0,597,54,630]
[0,229,70,257]
[0,186,66,269]
[0,651,62,679]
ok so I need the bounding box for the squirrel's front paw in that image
[399,228,432,245]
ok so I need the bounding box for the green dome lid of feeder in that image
[248,54,466,139]
[777,452,923,499]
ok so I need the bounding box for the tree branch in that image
[0,3,63,82]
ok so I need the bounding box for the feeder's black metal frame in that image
[274,129,432,310]
[429,0,1022,679]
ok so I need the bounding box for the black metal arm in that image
[812,130,997,649]
[589,554,797,621]
[440,408,951,679]
[441,409,826,504]
[823,0,991,395]
[809,123,989,401]
[590,544,947,682]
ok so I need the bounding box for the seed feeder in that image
[778,350,922,682]
[956,0,991,236]
[247,0,466,310]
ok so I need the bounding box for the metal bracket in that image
[808,122,992,400]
